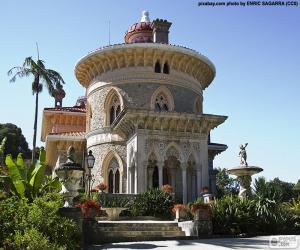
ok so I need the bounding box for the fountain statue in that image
[227,143,263,198]
[55,146,84,207]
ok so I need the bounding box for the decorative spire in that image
[53,83,66,107]
[140,10,150,22]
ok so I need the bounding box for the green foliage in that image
[294,180,300,192]
[129,189,174,219]
[7,57,65,162]
[0,193,80,249]
[5,148,60,201]
[211,195,299,235]
[212,196,256,234]
[215,168,239,198]
[97,194,131,208]
[0,123,31,159]
[254,177,298,202]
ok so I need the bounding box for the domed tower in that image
[124,11,153,43]
[75,12,227,203]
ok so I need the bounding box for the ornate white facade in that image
[42,12,227,204]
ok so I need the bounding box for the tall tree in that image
[0,123,31,159]
[8,57,65,163]
[215,168,239,198]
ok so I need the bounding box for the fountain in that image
[55,146,84,207]
[227,143,263,198]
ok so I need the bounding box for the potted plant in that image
[76,199,101,218]
[172,204,190,221]
[99,196,128,220]
[202,186,210,193]
[95,182,107,193]
[161,184,173,193]
[190,199,212,221]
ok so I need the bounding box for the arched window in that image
[108,170,114,193]
[154,61,161,73]
[163,62,169,74]
[109,95,121,125]
[151,86,174,112]
[108,158,120,193]
[152,166,159,188]
[155,93,169,112]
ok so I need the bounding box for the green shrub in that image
[211,195,299,235]
[97,194,131,208]
[129,189,174,219]
[212,196,256,235]
[4,228,64,250]
[0,193,80,249]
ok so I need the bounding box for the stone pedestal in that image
[227,166,263,198]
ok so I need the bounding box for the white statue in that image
[239,143,248,166]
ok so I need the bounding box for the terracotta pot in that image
[193,205,211,221]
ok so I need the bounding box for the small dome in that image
[124,11,153,44]
[75,96,87,108]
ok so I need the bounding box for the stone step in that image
[97,225,180,231]
[97,222,178,228]
[98,226,182,232]
[99,230,186,238]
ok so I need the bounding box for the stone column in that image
[196,168,202,198]
[148,166,154,189]
[170,168,176,189]
[143,161,148,192]
[157,161,164,188]
[199,139,209,188]
[181,162,188,204]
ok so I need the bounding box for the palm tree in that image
[8,57,65,163]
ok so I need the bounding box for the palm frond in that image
[8,68,33,83]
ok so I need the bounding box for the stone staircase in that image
[86,221,187,244]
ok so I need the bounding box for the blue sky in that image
[0,1,299,183]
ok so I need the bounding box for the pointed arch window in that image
[109,95,121,125]
[154,61,161,73]
[163,62,169,74]
[155,93,169,112]
[108,158,120,193]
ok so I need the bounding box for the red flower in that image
[161,184,173,193]
[172,204,189,214]
[75,199,101,218]
[95,183,107,191]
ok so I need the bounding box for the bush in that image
[5,228,64,250]
[129,189,174,219]
[0,193,80,249]
[212,196,256,235]
[211,195,299,235]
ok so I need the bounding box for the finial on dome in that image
[140,10,150,22]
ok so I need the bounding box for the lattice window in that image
[108,158,120,193]
[109,96,121,125]
[155,93,169,112]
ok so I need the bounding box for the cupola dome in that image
[124,11,153,44]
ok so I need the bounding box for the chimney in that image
[151,19,172,44]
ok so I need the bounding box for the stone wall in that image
[88,143,127,192]
[88,82,202,131]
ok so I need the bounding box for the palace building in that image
[41,11,227,203]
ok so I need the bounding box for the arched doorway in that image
[165,146,182,202]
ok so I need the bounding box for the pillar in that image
[199,139,209,188]
[197,168,202,198]
[157,161,164,188]
[181,162,188,204]
[143,161,148,192]
[148,166,154,190]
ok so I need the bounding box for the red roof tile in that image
[49,131,86,137]
[44,106,86,113]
